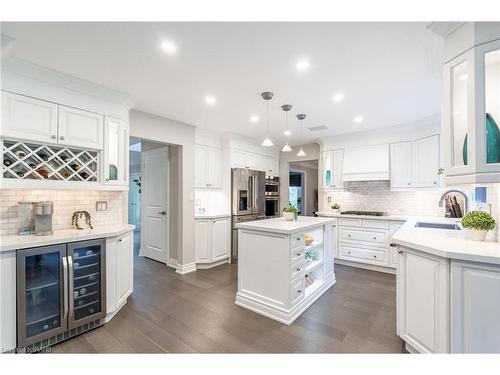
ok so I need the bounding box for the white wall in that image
[279,143,320,212]
[289,162,318,216]
[129,109,196,268]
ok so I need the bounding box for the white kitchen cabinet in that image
[1,91,58,144]
[103,117,129,187]
[442,38,500,184]
[231,149,248,168]
[397,247,449,353]
[342,144,390,182]
[106,230,134,319]
[390,135,440,189]
[319,150,343,189]
[230,148,279,176]
[413,135,440,187]
[195,145,222,188]
[388,221,404,268]
[195,216,230,267]
[324,221,337,279]
[58,105,103,150]
[390,142,413,188]
[451,260,500,353]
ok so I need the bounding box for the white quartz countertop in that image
[0,224,135,252]
[236,216,336,234]
[195,213,231,219]
[392,218,500,265]
[316,211,408,221]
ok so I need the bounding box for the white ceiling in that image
[1,22,441,145]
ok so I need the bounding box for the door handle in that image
[158,211,166,215]
[67,255,74,320]
[62,256,69,319]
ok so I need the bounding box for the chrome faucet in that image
[438,189,469,217]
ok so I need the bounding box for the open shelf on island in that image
[305,241,323,251]
[305,279,324,298]
[305,259,323,273]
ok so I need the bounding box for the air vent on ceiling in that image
[308,125,328,132]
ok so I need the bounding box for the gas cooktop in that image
[340,210,387,216]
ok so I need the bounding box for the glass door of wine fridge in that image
[67,239,106,328]
[17,244,68,347]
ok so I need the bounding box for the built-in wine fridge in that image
[16,239,106,349]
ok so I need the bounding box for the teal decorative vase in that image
[325,170,331,187]
[462,113,500,165]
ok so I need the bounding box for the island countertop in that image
[236,216,336,235]
[392,217,500,265]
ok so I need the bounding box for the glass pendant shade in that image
[262,137,274,147]
[281,143,292,152]
[297,147,306,157]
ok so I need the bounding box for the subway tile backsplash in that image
[0,190,124,236]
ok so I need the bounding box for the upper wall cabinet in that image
[443,39,500,184]
[103,117,129,187]
[195,144,222,189]
[58,106,103,150]
[319,150,344,190]
[1,92,58,144]
[342,144,390,182]
[390,135,441,189]
[1,92,104,150]
[230,148,279,177]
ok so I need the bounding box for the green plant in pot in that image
[283,205,298,221]
[461,211,496,241]
[331,202,340,213]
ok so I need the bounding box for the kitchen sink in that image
[414,222,462,230]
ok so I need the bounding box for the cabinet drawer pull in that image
[296,267,302,272]
[51,134,57,139]
[297,289,302,294]
[60,136,65,141]
[373,255,377,258]
[389,243,397,247]
[398,250,404,254]
[373,237,377,240]
[296,251,302,257]
[348,251,351,254]
[347,234,351,237]
[296,236,302,241]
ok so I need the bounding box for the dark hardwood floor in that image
[50,230,403,353]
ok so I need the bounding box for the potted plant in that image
[461,210,496,241]
[283,205,298,221]
[331,203,340,214]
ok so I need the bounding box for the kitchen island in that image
[235,216,337,324]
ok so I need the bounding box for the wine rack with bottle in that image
[2,139,98,183]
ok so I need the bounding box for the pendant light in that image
[261,91,274,147]
[281,104,292,152]
[296,114,307,156]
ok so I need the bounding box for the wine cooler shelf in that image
[2,139,98,182]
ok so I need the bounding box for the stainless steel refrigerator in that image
[231,168,266,262]
[16,239,106,349]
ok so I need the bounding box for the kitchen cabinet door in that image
[195,145,207,188]
[320,151,333,188]
[116,232,133,308]
[332,150,344,189]
[390,142,413,188]
[1,91,58,144]
[451,260,500,353]
[58,105,104,150]
[397,247,449,353]
[414,135,440,188]
[211,218,231,261]
[103,117,128,186]
[207,147,222,188]
[195,220,211,263]
[323,223,336,279]
[231,149,248,168]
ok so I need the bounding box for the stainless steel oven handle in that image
[62,256,69,320]
[67,255,74,320]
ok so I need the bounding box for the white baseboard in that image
[175,262,197,275]
[196,258,230,269]
[335,258,396,275]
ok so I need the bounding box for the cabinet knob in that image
[433,181,437,185]
[296,267,302,272]
[347,234,351,237]
[407,182,411,185]
[373,237,377,240]
[389,243,397,247]
[398,250,404,254]
[296,237,301,241]
[373,255,377,258]
[348,251,351,254]
[51,135,57,139]
[106,178,109,181]
[297,252,302,257]
[297,289,302,294]
[60,136,65,141]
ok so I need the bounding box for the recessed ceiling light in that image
[284,130,291,136]
[250,115,259,123]
[296,59,310,72]
[205,95,216,106]
[354,116,364,123]
[332,93,344,102]
[160,40,177,55]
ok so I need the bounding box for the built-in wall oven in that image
[265,196,280,218]
[265,176,280,197]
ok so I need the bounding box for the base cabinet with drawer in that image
[195,216,231,268]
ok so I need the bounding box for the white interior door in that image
[141,147,169,263]
[128,172,141,229]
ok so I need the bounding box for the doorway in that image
[288,160,319,216]
[128,137,170,264]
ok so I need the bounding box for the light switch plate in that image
[327,197,332,203]
[96,201,108,211]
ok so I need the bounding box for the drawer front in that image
[290,245,305,263]
[290,276,305,305]
[339,244,388,265]
[290,233,305,248]
[340,228,388,244]
[339,218,362,227]
[290,259,306,280]
[363,219,389,229]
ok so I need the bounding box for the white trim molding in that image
[175,262,197,275]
